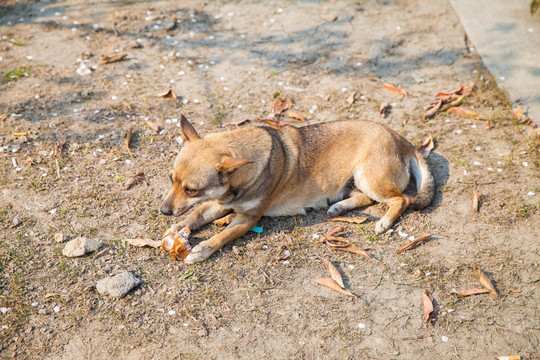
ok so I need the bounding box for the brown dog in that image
[161,115,434,263]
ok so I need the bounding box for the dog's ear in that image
[217,156,251,174]
[180,114,201,143]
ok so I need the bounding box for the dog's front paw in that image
[375,218,392,234]
[184,241,216,264]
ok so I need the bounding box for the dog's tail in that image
[408,151,435,210]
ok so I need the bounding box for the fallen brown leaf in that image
[396,234,432,255]
[477,266,498,296]
[324,235,351,248]
[402,334,430,341]
[273,97,292,115]
[226,119,251,126]
[12,132,28,136]
[125,236,162,248]
[99,53,128,65]
[447,107,486,120]
[123,172,145,190]
[434,85,467,98]
[145,120,160,133]
[329,216,368,224]
[422,99,443,120]
[0,114,7,122]
[333,244,384,265]
[379,102,389,118]
[514,105,532,125]
[451,288,490,297]
[261,119,288,127]
[325,259,345,288]
[472,183,481,213]
[382,83,407,96]
[327,226,345,237]
[315,278,357,299]
[157,89,178,100]
[423,290,433,325]
[288,109,308,121]
[440,94,466,112]
[124,127,134,157]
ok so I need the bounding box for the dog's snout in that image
[160,203,173,216]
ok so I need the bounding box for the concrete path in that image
[450,0,540,125]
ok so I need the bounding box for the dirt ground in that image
[1,0,539,359]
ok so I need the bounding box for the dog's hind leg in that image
[166,201,230,233]
[375,194,410,233]
[327,190,374,217]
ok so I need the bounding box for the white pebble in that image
[455,129,462,134]
[528,28,534,33]
[199,121,204,125]
[35,94,40,99]
[50,209,57,214]
[0,307,8,314]
[487,167,494,171]
[528,191,535,196]
[312,234,320,239]
[281,260,290,265]
[475,146,481,151]
[111,95,117,100]
[31,302,39,307]
[262,245,269,250]
[178,71,185,76]
[522,162,529,167]
[284,250,291,257]
[193,99,201,104]
[447,309,454,313]
[425,272,431,276]
[355,62,362,67]
[497,168,503,172]
[500,76,505,81]
[125,159,132,165]
[26,55,34,60]
[168,310,176,315]
[396,26,402,30]
[441,336,449,342]
[471,124,477,129]
[182,99,188,105]
[227,12,234,17]
[408,235,415,241]
[445,119,451,123]
[474,161,482,166]
[341,87,347,92]
[348,264,355,270]
[358,323,366,329]
[223,86,230,91]
[398,231,408,238]
[237,104,243,109]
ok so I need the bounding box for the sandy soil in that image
[1,0,539,359]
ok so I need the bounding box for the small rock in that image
[38,309,51,315]
[96,272,140,298]
[162,18,176,31]
[62,237,102,257]
[54,233,66,243]
[198,329,206,337]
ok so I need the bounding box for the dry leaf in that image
[324,235,351,248]
[379,102,389,118]
[325,259,345,288]
[514,105,532,125]
[315,278,357,299]
[123,127,134,157]
[333,244,384,265]
[382,83,407,96]
[472,184,481,213]
[226,119,250,126]
[273,97,292,115]
[125,236,162,248]
[447,107,486,120]
[99,53,128,65]
[329,216,368,224]
[396,234,432,255]
[0,114,7,122]
[423,290,433,325]
[477,266,498,296]
[12,132,28,136]
[440,94,466,112]
[288,109,308,121]
[418,135,435,158]
[123,172,145,190]
[52,140,67,158]
[434,85,467,98]
[346,91,357,105]
[422,99,443,120]
[327,226,345,237]
[157,89,177,100]
[145,120,160,132]
[451,288,490,297]
[261,119,288,127]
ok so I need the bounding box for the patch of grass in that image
[269,70,280,76]
[519,204,538,218]
[357,224,379,243]
[454,157,469,167]
[9,38,23,46]
[2,66,31,83]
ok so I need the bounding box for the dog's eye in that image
[184,187,198,196]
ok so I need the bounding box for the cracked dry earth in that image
[1,0,539,359]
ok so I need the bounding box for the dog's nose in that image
[160,204,173,216]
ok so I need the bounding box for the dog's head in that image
[160,115,250,216]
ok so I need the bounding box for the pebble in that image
[38,309,51,315]
[358,323,366,329]
[62,237,102,257]
[168,310,176,315]
[96,272,140,298]
[53,306,61,313]
[528,191,535,196]
[441,336,449,342]
[0,307,8,314]
[54,233,66,243]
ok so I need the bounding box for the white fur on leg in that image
[375,218,392,233]
[184,241,215,264]
[327,203,346,217]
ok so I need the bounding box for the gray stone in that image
[96,272,140,298]
[54,233,66,243]
[62,237,102,257]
